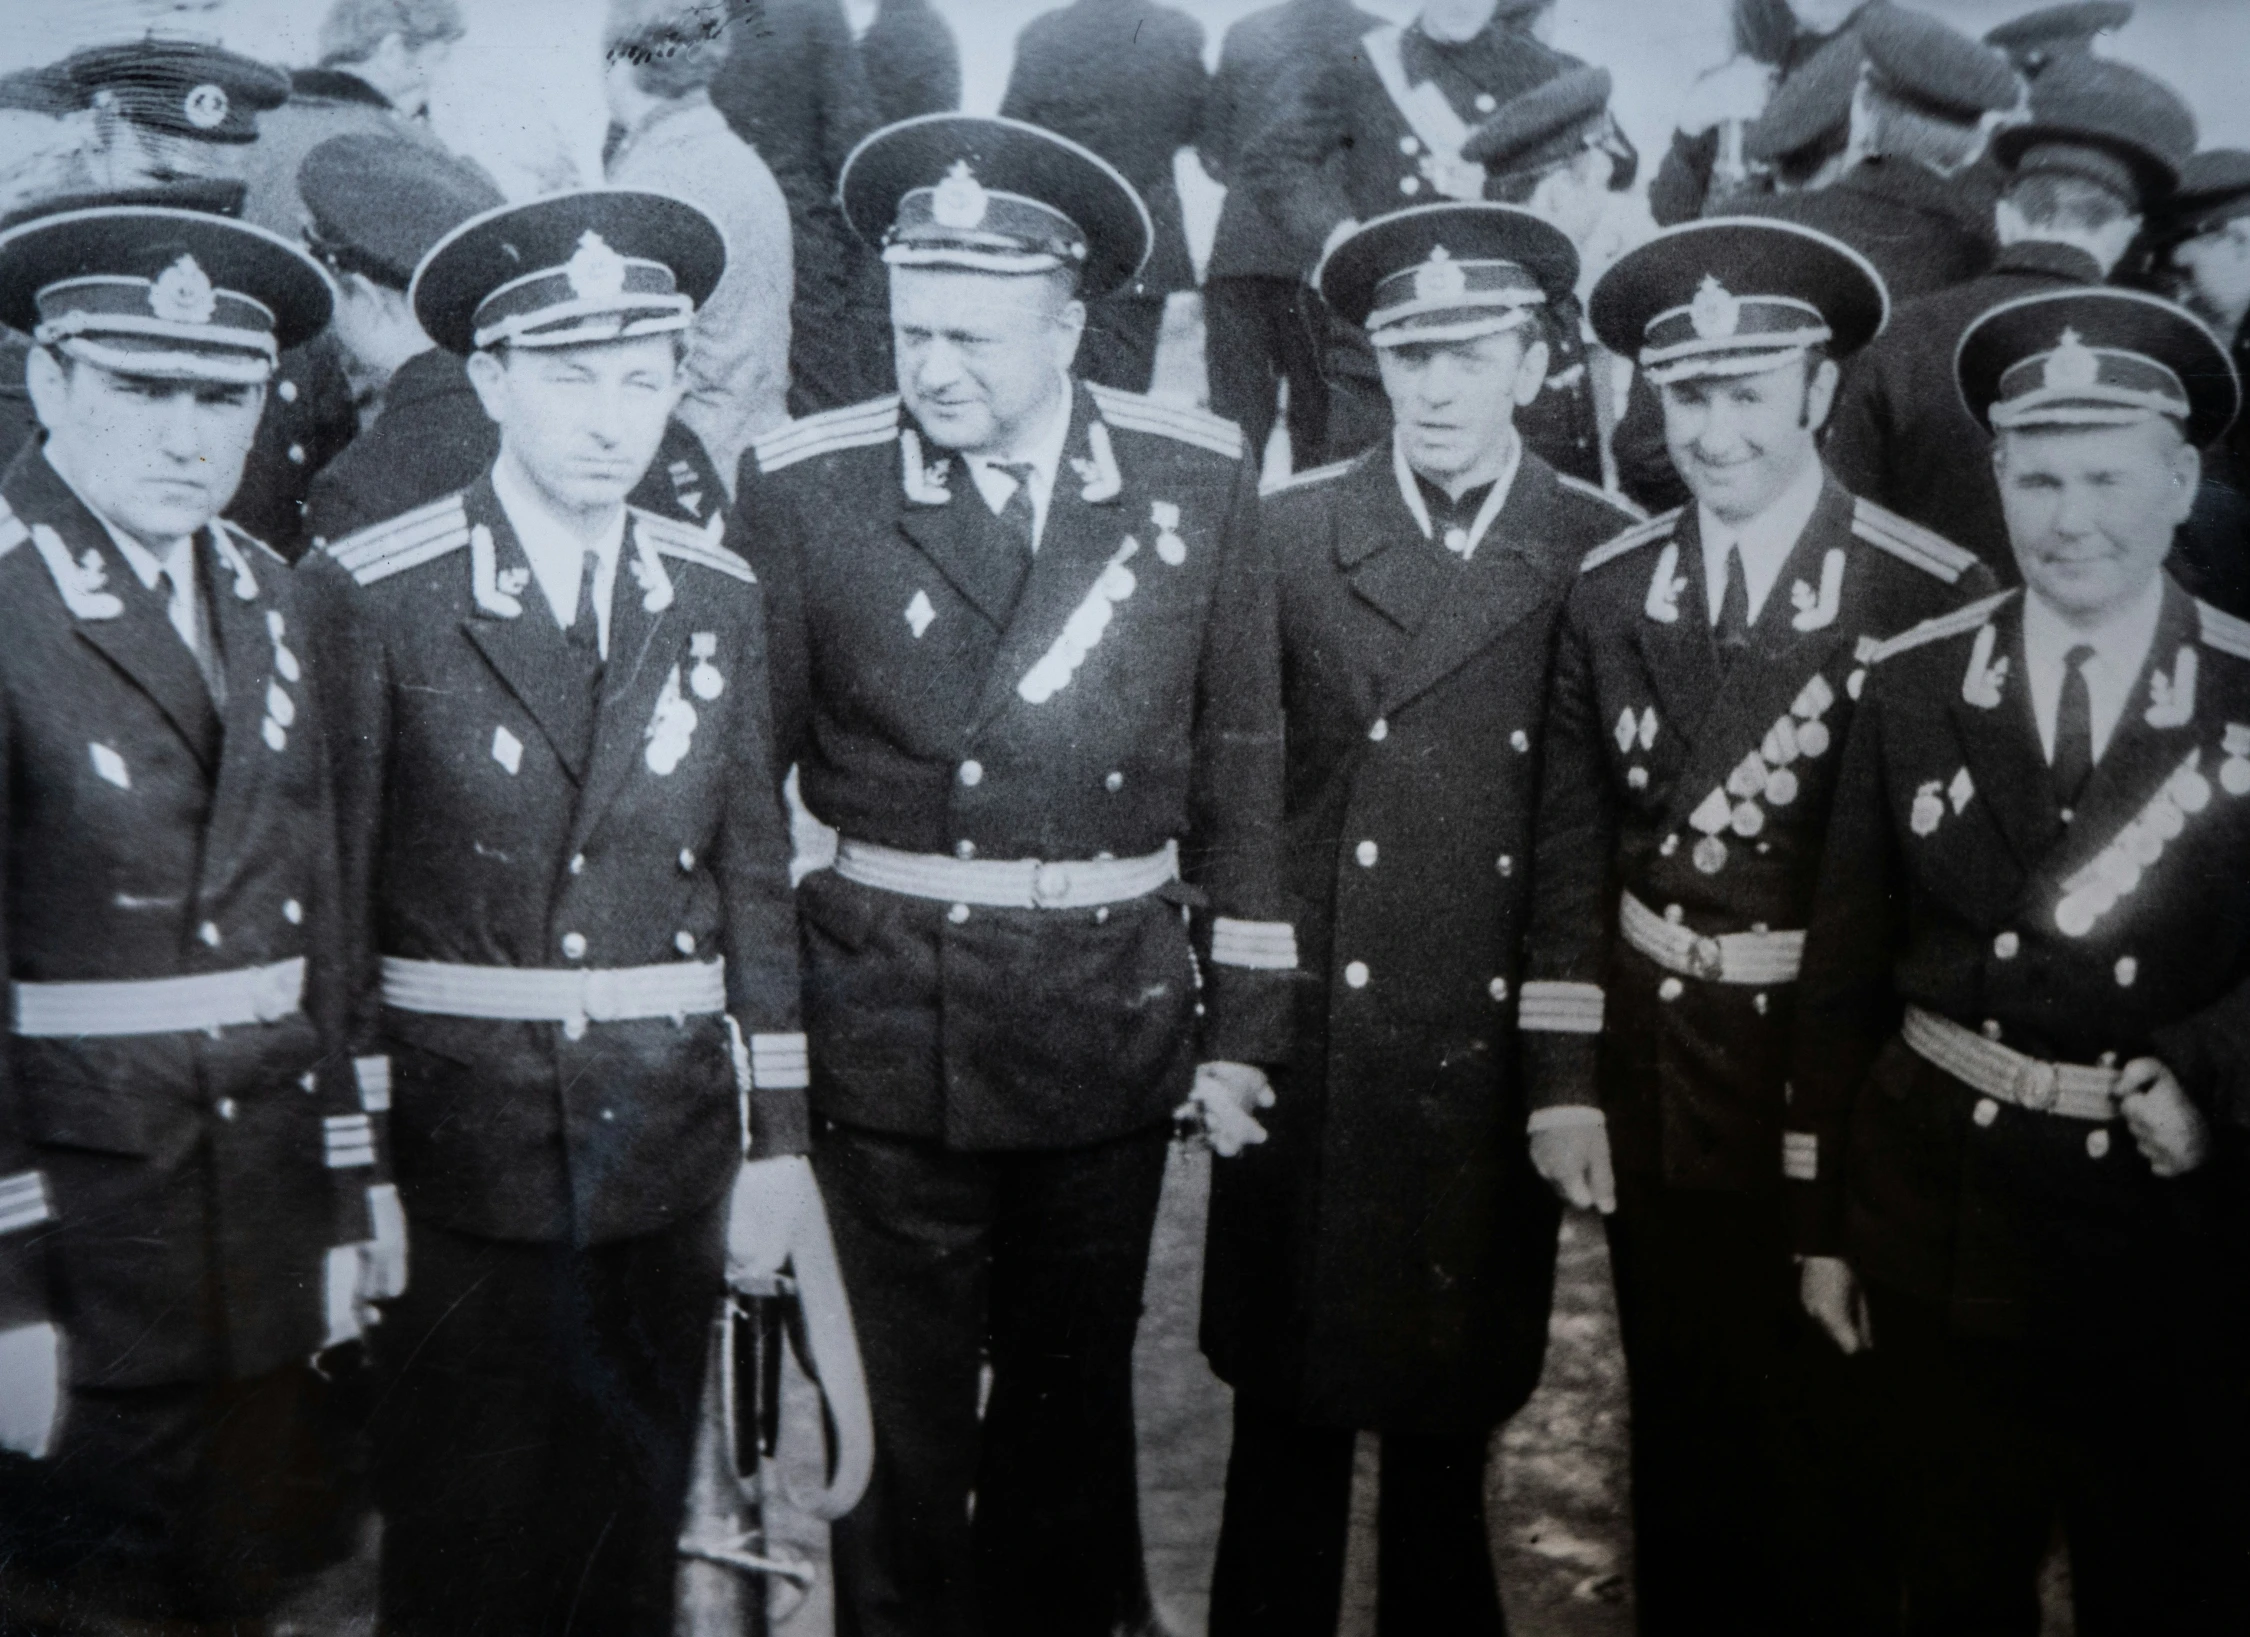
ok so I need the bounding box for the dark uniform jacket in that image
[999,0,1209,304]
[0,449,374,1386]
[301,346,726,551]
[1788,580,2250,1333]
[857,0,961,125]
[1738,156,1999,307]
[1825,240,2105,574]
[1203,444,1637,1433]
[304,476,807,1247]
[1524,475,1995,1191]
[1201,0,1380,285]
[735,384,1292,1151]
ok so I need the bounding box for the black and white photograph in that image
[0,1,2247,1633]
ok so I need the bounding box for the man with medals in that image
[1520,217,1997,1632]
[305,190,822,1637]
[732,114,1292,1637]
[1200,201,1639,1636]
[0,206,395,1630]
[1789,287,2250,1635]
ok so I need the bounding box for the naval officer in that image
[733,114,1293,1637]
[1791,287,2250,1636]
[1201,202,1639,1637]
[306,189,818,1637]
[0,205,397,1630]
[1521,217,1997,1633]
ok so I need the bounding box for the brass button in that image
[1344,961,1370,989]
[1355,840,1378,868]
[1993,931,2019,959]
[282,898,303,924]
[1105,771,1124,792]
[569,853,586,876]
[1496,855,1513,876]
[1368,718,1388,742]
[679,849,696,871]
[1488,977,1508,1002]
[561,932,587,960]
[1973,1098,1999,1127]
[955,840,977,860]
[674,931,696,954]
[959,760,984,788]
[948,903,970,925]
[215,1098,237,1122]
[1658,977,1684,1002]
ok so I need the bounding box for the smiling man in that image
[0,206,391,1631]
[1787,287,2250,1636]
[733,114,1290,1637]
[305,190,821,1637]
[1200,203,1639,1637]
[1522,218,1995,1633]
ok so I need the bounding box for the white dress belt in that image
[380,955,727,1023]
[1900,1006,2121,1122]
[13,957,305,1038]
[833,838,1179,910]
[1619,892,1805,986]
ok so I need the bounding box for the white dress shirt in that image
[965,381,1075,554]
[1392,427,1523,562]
[1698,454,1826,629]
[2021,573,2166,767]
[492,454,626,661]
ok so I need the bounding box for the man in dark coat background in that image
[1201,202,1638,1637]
[855,0,960,126]
[999,0,1210,395]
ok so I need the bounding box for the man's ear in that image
[464,348,510,426]
[1053,297,1087,376]
[1804,357,1842,434]
[24,346,69,433]
[2164,431,2203,527]
[1513,337,1551,407]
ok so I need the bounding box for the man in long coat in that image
[1201,202,1639,1637]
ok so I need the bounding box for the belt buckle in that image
[2013,1059,2060,1114]
[1687,936,1725,983]
[1031,862,1073,909]
[581,968,624,1024]
[252,964,296,1024]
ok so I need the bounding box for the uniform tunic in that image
[1203,443,1639,1434]
[1736,156,1999,307]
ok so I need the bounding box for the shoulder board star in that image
[1259,458,1355,497]
[1850,499,1981,583]
[326,493,471,585]
[1553,472,1649,526]
[753,395,903,475]
[1580,507,1683,575]
[631,509,756,585]
[216,515,287,568]
[1086,382,1246,461]
[0,497,26,561]
[2197,599,2250,663]
[1870,589,2017,664]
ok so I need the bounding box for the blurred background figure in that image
[2151,147,2250,615]
[855,0,960,126]
[604,0,794,479]
[708,0,886,414]
[999,0,1210,394]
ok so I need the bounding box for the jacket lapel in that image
[197,527,288,901]
[456,480,597,783]
[1947,596,2064,871]
[1632,504,1719,763]
[1378,455,1567,715]
[894,431,1027,630]
[568,515,676,856]
[1338,453,1448,636]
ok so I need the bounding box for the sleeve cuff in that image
[1518,980,1605,1034]
[748,1031,809,1092]
[1210,917,1298,972]
[1783,1130,1819,1182]
[322,1114,377,1171]
[0,1171,53,1236]
[1527,1105,1606,1135]
[353,1055,392,1113]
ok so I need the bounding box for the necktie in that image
[1715,543,1752,665]
[995,462,1039,560]
[158,555,224,704]
[2053,643,2097,807]
[567,546,604,673]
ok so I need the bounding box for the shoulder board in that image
[0,496,24,560]
[1259,458,1353,497]
[1869,589,2016,663]
[1850,499,1980,584]
[752,396,901,474]
[215,515,287,567]
[1579,507,1682,575]
[2197,599,2250,662]
[1553,471,1648,526]
[325,493,470,585]
[632,511,756,585]
[1086,382,1246,460]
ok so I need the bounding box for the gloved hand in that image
[1177,1060,1276,1158]
[726,1153,821,1290]
[359,1182,409,1302]
[0,1322,62,1458]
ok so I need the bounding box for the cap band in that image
[32,257,279,382]
[883,166,1089,277]
[1990,327,2192,430]
[2013,140,2139,203]
[1640,278,1831,383]
[469,230,694,351]
[1366,253,1545,345]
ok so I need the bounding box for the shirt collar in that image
[490,452,628,651]
[2021,570,2168,685]
[1392,429,1523,561]
[1698,454,1826,626]
[964,375,1077,547]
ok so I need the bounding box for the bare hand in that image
[2117,1058,2211,1178]
[0,1322,62,1458]
[1530,1121,1617,1214]
[357,1182,409,1303]
[727,1154,820,1288]
[1677,57,1778,136]
[1177,1061,1275,1158]
[1800,1256,1873,1355]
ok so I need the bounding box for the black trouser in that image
[0,1361,360,1632]
[1865,1277,2249,1637]
[1606,1175,1894,1637]
[1207,1390,1504,1637]
[373,1200,725,1637]
[1202,276,1328,472]
[815,1117,1171,1637]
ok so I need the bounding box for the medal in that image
[2224,758,2250,797]
[688,631,724,701]
[1765,768,1798,807]
[1731,801,1765,838]
[1693,835,1728,874]
[1911,782,1944,837]
[1795,719,1831,759]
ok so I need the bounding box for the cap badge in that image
[148,254,217,326]
[565,231,629,302]
[1415,247,1468,305]
[1688,276,1742,341]
[932,161,990,231]
[182,83,229,130]
[2043,328,2101,393]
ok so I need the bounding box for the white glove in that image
[321,1244,367,1350]
[1800,1255,1873,1355]
[0,1321,62,1458]
[1530,1119,1617,1214]
[1176,1061,1276,1158]
[726,1153,820,1290]
[358,1182,409,1303]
